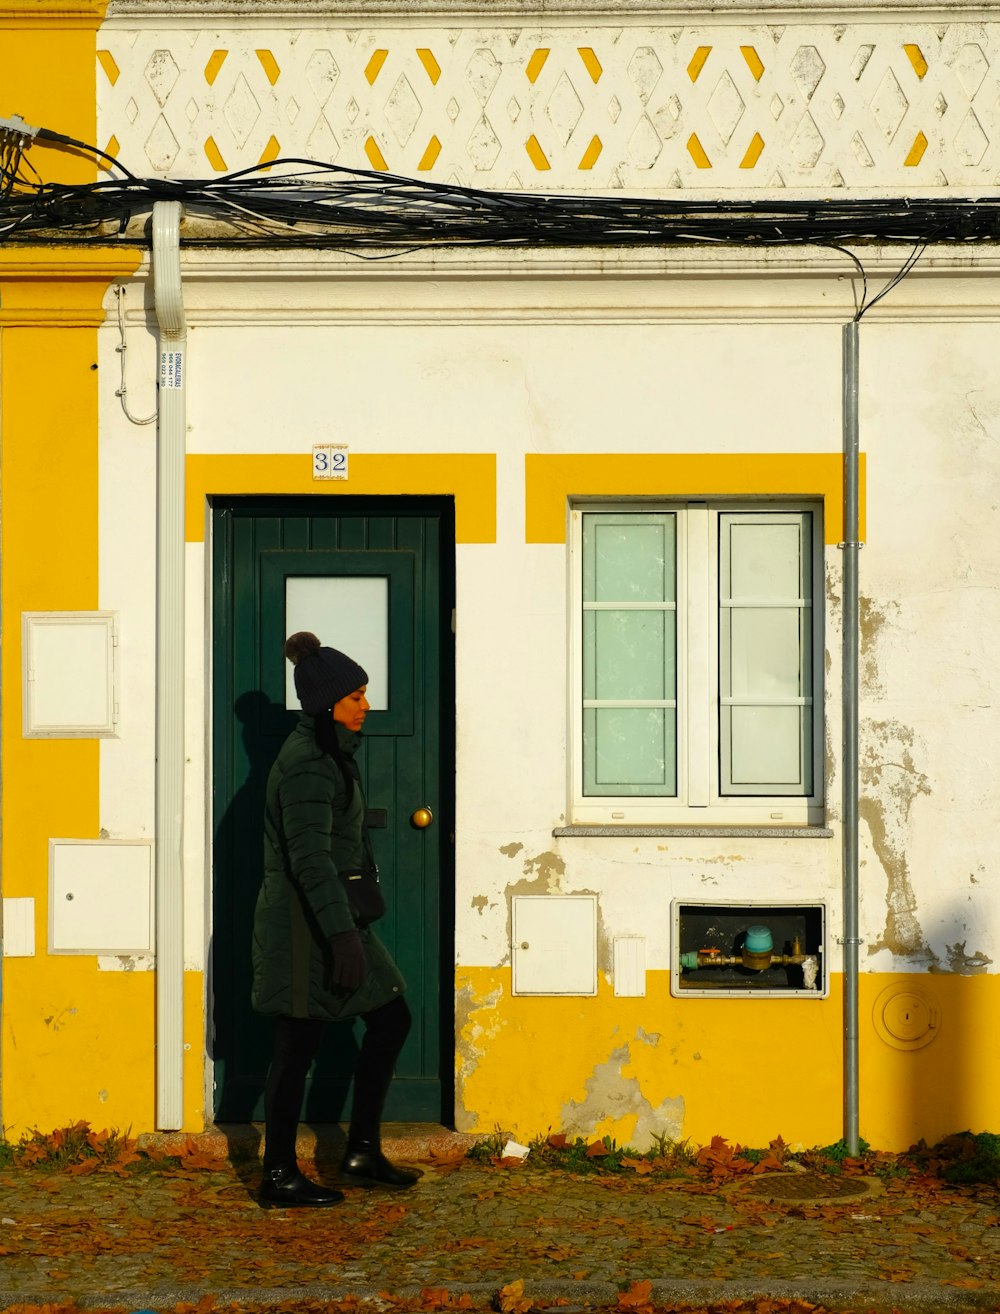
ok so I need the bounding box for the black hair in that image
[313,712,355,807]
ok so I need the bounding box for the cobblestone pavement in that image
[0,1130,998,1314]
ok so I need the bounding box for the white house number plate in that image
[312,444,349,480]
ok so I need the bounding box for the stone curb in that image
[4,1277,1000,1313]
[135,1123,482,1165]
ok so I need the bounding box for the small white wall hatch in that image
[23,612,119,737]
[2,897,36,957]
[49,840,152,954]
[613,936,647,997]
[512,894,597,996]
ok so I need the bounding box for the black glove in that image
[328,928,366,991]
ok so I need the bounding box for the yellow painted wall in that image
[0,0,106,186]
[0,250,205,1138]
[0,0,208,1137]
[456,967,1000,1153]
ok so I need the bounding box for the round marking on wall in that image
[872,983,941,1050]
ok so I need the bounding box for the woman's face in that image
[332,685,370,732]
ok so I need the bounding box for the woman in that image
[251,630,418,1207]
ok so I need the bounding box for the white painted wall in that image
[97,249,1000,1001]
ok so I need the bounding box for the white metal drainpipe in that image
[152,200,186,1130]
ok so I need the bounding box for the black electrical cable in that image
[35,128,138,181]
[2,142,999,253]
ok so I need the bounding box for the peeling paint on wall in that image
[454,979,503,1088]
[860,719,935,962]
[941,942,993,975]
[499,842,524,859]
[859,596,900,699]
[470,895,489,915]
[559,1041,684,1151]
[522,850,566,888]
[98,954,154,973]
[503,849,568,964]
[42,1008,78,1032]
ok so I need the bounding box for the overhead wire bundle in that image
[2,115,999,255]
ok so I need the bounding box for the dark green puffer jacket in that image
[251,715,405,1021]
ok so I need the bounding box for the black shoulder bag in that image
[337,810,386,927]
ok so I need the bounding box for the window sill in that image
[553,824,834,839]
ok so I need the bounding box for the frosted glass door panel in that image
[584,707,676,795]
[285,576,389,711]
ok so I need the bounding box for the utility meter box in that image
[671,900,826,998]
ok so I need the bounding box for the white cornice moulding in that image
[161,242,1000,280]
[98,242,1000,326]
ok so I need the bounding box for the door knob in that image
[410,806,434,829]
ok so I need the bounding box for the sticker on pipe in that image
[159,350,184,389]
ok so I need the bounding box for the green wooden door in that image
[212,497,454,1124]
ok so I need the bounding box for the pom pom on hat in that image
[285,632,368,714]
[284,631,322,665]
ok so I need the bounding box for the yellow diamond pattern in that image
[365,50,388,85]
[741,46,765,82]
[417,48,441,84]
[904,130,928,165]
[578,135,602,170]
[99,135,119,170]
[98,23,1000,188]
[364,136,389,170]
[256,50,280,86]
[418,136,442,170]
[526,49,550,84]
[97,50,119,86]
[687,133,712,168]
[904,44,928,78]
[204,136,227,171]
[578,48,602,83]
[204,50,227,86]
[687,47,712,83]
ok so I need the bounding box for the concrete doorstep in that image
[136,1121,482,1165]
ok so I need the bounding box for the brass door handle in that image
[410,806,434,829]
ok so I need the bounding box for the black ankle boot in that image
[259,1166,344,1207]
[340,1143,421,1188]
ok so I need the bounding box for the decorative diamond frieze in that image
[97,19,1000,191]
[707,71,745,145]
[223,73,261,149]
[385,74,422,146]
[144,49,180,108]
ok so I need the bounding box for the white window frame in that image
[569,500,825,827]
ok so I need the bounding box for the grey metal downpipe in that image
[152,200,187,1130]
[842,320,861,1155]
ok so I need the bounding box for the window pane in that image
[583,707,676,795]
[729,608,806,697]
[584,516,675,603]
[719,512,814,797]
[285,576,389,711]
[584,611,675,701]
[727,705,808,788]
[728,522,805,599]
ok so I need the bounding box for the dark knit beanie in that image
[284,631,368,714]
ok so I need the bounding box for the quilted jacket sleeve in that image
[276,760,357,938]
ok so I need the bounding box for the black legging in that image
[263,995,412,1171]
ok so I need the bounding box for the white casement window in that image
[572,502,824,826]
